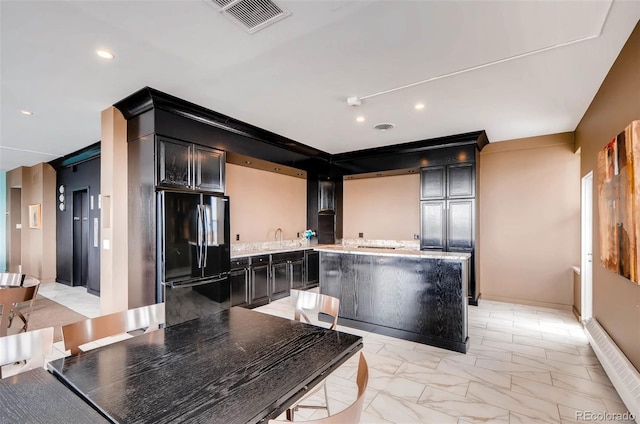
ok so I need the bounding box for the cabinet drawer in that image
[271,251,304,263]
[250,255,270,265]
[230,257,250,270]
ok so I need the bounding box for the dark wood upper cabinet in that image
[421,163,474,200]
[447,163,475,198]
[420,166,446,200]
[194,145,225,192]
[157,136,225,193]
[158,138,191,188]
[318,180,335,212]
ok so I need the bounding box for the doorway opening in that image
[72,189,89,287]
[581,171,593,321]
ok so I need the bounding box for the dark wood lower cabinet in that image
[230,269,249,307]
[304,250,319,288]
[319,251,469,353]
[270,262,290,301]
[291,259,304,289]
[232,249,322,308]
[250,264,270,306]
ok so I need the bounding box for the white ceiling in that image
[1,1,639,172]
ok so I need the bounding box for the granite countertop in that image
[231,245,312,258]
[314,245,471,260]
[231,244,336,258]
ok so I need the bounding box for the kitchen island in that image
[316,246,470,353]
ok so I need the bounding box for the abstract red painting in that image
[597,121,640,284]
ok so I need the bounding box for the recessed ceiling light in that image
[356,116,365,123]
[415,103,425,110]
[96,49,115,60]
[19,109,33,115]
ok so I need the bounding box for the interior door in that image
[72,190,89,287]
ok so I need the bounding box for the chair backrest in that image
[62,303,165,355]
[291,289,340,330]
[0,286,38,337]
[0,327,54,379]
[0,273,25,287]
[269,353,368,424]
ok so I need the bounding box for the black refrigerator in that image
[158,191,231,326]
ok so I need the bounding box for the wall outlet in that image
[236,234,240,241]
[414,233,420,240]
[297,232,300,237]
[358,232,364,238]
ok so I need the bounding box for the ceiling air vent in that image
[208,0,291,34]
[374,123,395,131]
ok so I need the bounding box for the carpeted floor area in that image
[8,295,88,342]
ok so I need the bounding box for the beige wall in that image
[343,174,419,241]
[479,133,580,309]
[100,107,129,313]
[226,163,306,243]
[575,21,640,370]
[5,164,56,281]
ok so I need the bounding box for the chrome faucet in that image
[275,228,283,244]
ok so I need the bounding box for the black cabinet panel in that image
[291,259,304,290]
[447,200,474,251]
[304,250,319,288]
[420,166,445,200]
[319,181,335,212]
[250,265,269,305]
[271,262,290,301]
[230,269,248,307]
[158,138,191,188]
[447,164,474,198]
[194,146,224,192]
[420,201,446,250]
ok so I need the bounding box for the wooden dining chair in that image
[291,289,339,330]
[62,303,165,355]
[9,278,40,333]
[0,327,54,379]
[270,353,369,424]
[0,272,26,287]
[287,289,340,420]
[0,285,38,337]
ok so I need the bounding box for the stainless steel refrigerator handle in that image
[163,276,227,289]
[196,204,203,269]
[202,202,209,268]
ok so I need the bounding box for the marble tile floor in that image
[27,284,635,424]
[37,281,101,318]
[254,297,635,424]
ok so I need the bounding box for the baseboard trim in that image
[584,318,639,423]
[481,294,572,311]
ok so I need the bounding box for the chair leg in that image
[323,383,330,416]
[286,408,294,421]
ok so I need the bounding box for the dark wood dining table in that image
[0,367,109,423]
[47,306,363,424]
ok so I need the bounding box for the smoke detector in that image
[374,123,395,131]
[206,0,291,34]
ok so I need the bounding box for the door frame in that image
[581,171,593,320]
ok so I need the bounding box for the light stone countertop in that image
[314,245,471,260]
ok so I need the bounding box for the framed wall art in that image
[597,120,640,284]
[28,203,41,229]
